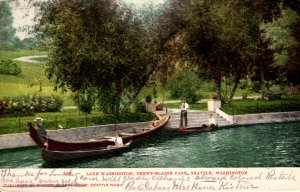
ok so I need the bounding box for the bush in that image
[251,81,261,93]
[242,92,248,99]
[239,79,247,90]
[134,100,147,113]
[119,111,155,122]
[0,96,35,117]
[73,93,95,114]
[167,70,202,103]
[0,95,63,117]
[0,59,22,75]
[31,95,63,112]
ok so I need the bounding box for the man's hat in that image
[34,117,44,123]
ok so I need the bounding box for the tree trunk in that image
[213,71,222,100]
[228,75,241,106]
[225,77,228,100]
[122,87,143,113]
[260,67,265,99]
[114,80,122,120]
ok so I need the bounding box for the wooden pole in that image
[85,113,87,127]
[19,117,21,132]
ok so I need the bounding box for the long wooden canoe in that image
[28,114,170,151]
[41,140,132,163]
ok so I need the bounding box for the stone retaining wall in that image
[216,109,300,125]
[233,111,300,125]
[216,108,233,124]
[1,111,300,150]
[0,121,149,150]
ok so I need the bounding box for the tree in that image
[251,35,276,99]
[286,17,300,85]
[157,0,299,103]
[251,0,300,95]
[183,0,261,102]
[167,69,201,103]
[260,6,300,90]
[146,0,190,90]
[0,1,17,48]
[37,0,160,118]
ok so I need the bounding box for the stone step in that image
[170,116,225,121]
[172,112,210,116]
[168,121,230,127]
[166,122,231,129]
[170,116,225,120]
[169,119,229,123]
[169,117,227,121]
[167,111,231,128]
[170,113,219,117]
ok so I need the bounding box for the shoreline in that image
[0,110,300,150]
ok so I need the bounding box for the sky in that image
[10,0,166,40]
[11,0,38,40]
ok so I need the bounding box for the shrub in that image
[167,70,202,103]
[119,111,155,122]
[0,95,63,117]
[31,95,63,112]
[134,100,147,113]
[0,59,22,75]
[239,79,247,90]
[73,93,95,114]
[251,81,261,93]
[0,96,35,117]
[242,92,248,99]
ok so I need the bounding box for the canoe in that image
[28,114,170,151]
[164,124,218,133]
[41,140,132,163]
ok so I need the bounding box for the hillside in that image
[0,50,73,105]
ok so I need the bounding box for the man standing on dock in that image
[180,99,189,128]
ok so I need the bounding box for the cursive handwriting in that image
[266,169,296,181]
[219,180,258,190]
[0,168,298,190]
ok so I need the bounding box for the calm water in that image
[1,121,299,168]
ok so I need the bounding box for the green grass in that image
[0,49,47,60]
[0,49,75,107]
[221,99,300,115]
[163,98,300,115]
[0,109,154,135]
[164,102,208,110]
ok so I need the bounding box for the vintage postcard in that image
[1,0,300,191]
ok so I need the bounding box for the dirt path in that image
[14,55,47,64]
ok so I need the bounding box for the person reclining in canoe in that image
[34,117,48,148]
[107,132,123,148]
[208,114,217,127]
[151,119,161,127]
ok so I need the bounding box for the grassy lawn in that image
[163,98,300,115]
[0,49,47,60]
[221,99,300,115]
[0,49,75,107]
[0,109,154,135]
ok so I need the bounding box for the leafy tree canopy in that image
[0,1,17,48]
[37,0,160,117]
